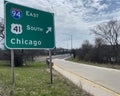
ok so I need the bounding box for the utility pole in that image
[70,35,73,55]
[62,34,73,54]
[71,35,73,50]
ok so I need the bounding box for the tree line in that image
[73,20,120,64]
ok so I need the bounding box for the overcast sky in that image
[0,0,120,49]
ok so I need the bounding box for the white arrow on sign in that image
[46,27,52,34]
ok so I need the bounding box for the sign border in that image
[4,1,55,49]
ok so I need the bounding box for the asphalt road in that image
[34,54,70,62]
[53,59,120,96]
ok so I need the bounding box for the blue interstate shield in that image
[10,8,22,19]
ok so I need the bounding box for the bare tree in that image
[91,20,120,46]
[0,18,4,40]
[80,40,93,61]
[91,20,120,63]
[94,38,106,48]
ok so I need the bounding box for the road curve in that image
[53,59,120,96]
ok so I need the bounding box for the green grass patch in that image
[0,61,92,96]
[67,57,120,70]
[0,60,10,66]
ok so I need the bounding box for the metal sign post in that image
[49,49,53,84]
[11,49,15,94]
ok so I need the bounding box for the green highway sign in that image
[5,1,55,49]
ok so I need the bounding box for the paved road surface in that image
[53,59,120,96]
[34,54,70,62]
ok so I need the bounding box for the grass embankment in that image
[0,60,92,96]
[67,57,120,70]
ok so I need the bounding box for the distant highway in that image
[34,54,70,62]
[53,59,120,96]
